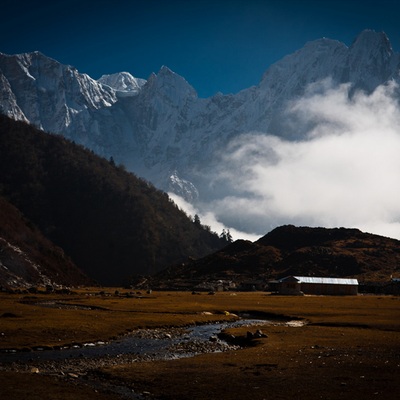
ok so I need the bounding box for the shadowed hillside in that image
[0,115,227,285]
[0,195,92,288]
[147,225,400,290]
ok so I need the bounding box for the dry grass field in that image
[0,290,399,399]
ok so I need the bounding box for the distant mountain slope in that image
[1,30,399,205]
[0,195,91,288]
[0,115,227,285]
[148,225,400,289]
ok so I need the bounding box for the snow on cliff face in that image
[0,51,117,126]
[0,51,144,161]
[1,30,400,233]
[98,72,146,96]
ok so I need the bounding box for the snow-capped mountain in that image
[98,72,146,96]
[1,30,399,231]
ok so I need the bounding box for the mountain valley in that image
[1,30,400,287]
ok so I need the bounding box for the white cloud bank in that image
[208,80,400,241]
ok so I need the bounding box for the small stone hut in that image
[277,276,358,295]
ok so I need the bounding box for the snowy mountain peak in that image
[151,66,198,100]
[259,30,398,97]
[259,35,347,92]
[9,50,53,63]
[303,36,346,51]
[159,65,175,75]
[350,29,393,55]
[349,30,394,66]
[0,51,118,137]
[98,72,146,96]
[1,30,400,238]
[345,30,396,91]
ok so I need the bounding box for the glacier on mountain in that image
[1,30,400,239]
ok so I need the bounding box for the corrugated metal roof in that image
[281,276,358,285]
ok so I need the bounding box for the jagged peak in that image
[0,51,77,75]
[351,29,391,46]
[27,50,46,57]
[0,50,46,58]
[98,71,146,93]
[259,36,347,86]
[145,65,198,99]
[350,29,393,54]
[15,51,59,64]
[100,71,136,79]
[156,66,193,86]
[158,65,175,75]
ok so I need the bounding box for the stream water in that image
[0,318,274,364]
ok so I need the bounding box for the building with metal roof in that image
[277,276,358,295]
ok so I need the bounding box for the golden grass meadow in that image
[0,289,399,399]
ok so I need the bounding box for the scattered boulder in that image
[255,329,268,338]
[247,329,268,339]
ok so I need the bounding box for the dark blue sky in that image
[2,0,399,97]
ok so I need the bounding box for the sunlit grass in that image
[1,290,399,350]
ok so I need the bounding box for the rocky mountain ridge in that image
[1,31,398,195]
[1,30,400,236]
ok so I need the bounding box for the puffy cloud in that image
[208,81,400,240]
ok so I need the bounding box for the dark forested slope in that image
[0,195,91,288]
[0,115,227,285]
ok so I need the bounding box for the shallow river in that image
[0,318,275,364]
